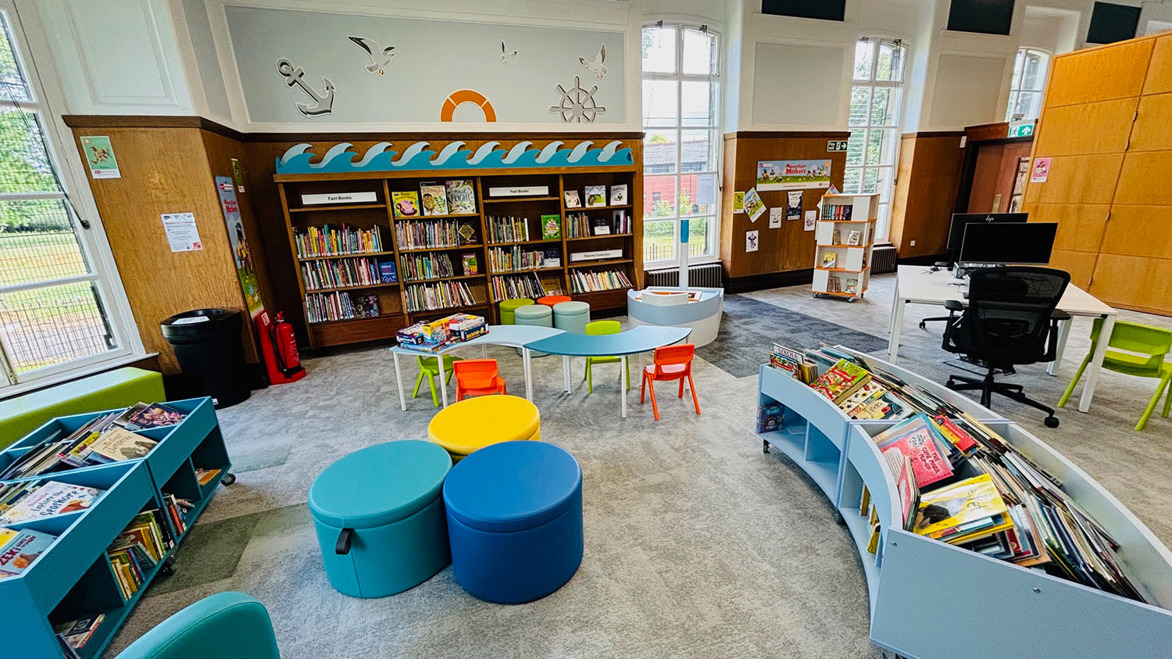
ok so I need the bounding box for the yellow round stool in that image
[428,395,541,460]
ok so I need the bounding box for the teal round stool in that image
[552,301,590,334]
[515,304,553,356]
[308,440,451,598]
[499,299,534,325]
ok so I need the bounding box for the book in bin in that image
[809,358,870,405]
[872,414,954,488]
[0,527,57,579]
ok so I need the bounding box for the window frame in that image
[640,22,723,269]
[0,1,141,394]
[844,37,907,242]
[1005,47,1051,122]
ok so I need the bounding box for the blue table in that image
[526,326,692,417]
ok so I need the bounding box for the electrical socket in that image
[910,240,916,247]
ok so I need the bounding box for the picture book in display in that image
[609,184,628,205]
[757,402,786,433]
[872,414,954,487]
[821,252,837,269]
[913,473,1012,545]
[769,343,810,382]
[591,216,611,236]
[392,191,421,218]
[810,358,870,405]
[0,480,103,524]
[121,403,187,430]
[445,180,477,215]
[883,450,920,532]
[461,253,480,276]
[419,183,449,216]
[585,185,607,208]
[379,260,398,283]
[541,214,561,240]
[564,190,581,208]
[0,528,56,579]
[457,222,478,245]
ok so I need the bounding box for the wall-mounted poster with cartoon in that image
[215,176,264,318]
[227,6,624,124]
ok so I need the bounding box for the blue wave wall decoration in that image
[275,140,635,175]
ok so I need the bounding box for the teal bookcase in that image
[757,350,1172,658]
[0,397,231,659]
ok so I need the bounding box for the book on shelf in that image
[584,185,606,208]
[756,402,786,433]
[458,223,478,244]
[301,256,381,291]
[831,228,841,245]
[0,480,104,524]
[609,184,628,205]
[379,261,398,283]
[487,216,530,243]
[564,190,581,208]
[107,501,187,600]
[872,414,955,488]
[54,614,105,653]
[489,245,559,273]
[793,345,1149,601]
[0,528,56,579]
[305,291,380,323]
[847,230,862,245]
[400,252,456,281]
[591,216,611,236]
[611,210,632,234]
[392,191,421,218]
[405,280,476,312]
[490,272,548,300]
[419,182,449,216]
[569,269,632,293]
[446,180,477,215]
[294,224,382,258]
[394,219,461,249]
[844,278,859,295]
[541,214,561,240]
[822,203,854,221]
[461,253,479,276]
[820,252,837,269]
[768,343,815,383]
[195,468,222,486]
[543,248,561,267]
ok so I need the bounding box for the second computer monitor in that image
[946,212,1028,255]
[958,222,1058,265]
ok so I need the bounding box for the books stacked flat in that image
[0,528,56,579]
[54,615,105,654]
[0,480,103,524]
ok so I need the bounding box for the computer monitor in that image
[958,222,1058,265]
[946,213,1028,256]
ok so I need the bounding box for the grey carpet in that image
[102,275,1172,658]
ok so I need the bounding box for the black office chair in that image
[940,266,1070,428]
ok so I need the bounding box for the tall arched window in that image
[844,37,906,241]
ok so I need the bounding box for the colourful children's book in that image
[914,473,1012,543]
[873,414,955,487]
[419,183,450,216]
[392,191,421,218]
[461,253,479,276]
[0,528,56,578]
[810,359,871,405]
[541,214,562,240]
[445,180,477,215]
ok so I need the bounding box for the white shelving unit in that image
[812,193,878,301]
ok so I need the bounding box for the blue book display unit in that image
[0,397,230,658]
[757,350,1172,658]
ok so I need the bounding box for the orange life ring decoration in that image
[440,89,497,122]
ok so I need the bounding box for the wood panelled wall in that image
[719,132,849,281]
[888,132,965,259]
[1024,33,1172,316]
[62,118,267,373]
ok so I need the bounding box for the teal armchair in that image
[116,592,279,659]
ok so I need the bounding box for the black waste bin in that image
[161,309,251,408]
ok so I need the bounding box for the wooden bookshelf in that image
[277,165,641,348]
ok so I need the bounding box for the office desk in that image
[390,325,564,410]
[526,325,692,418]
[889,265,1117,412]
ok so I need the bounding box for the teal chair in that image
[1058,318,1172,431]
[583,320,630,393]
[116,592,279,659]
[414,355,462,407]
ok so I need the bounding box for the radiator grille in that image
[645,263,724,288]
[871,245,898,274]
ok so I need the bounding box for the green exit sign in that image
[1008,120,1035,138]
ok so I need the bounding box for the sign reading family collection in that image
[756,160,832,191]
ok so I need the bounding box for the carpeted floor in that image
[104,274,1172,658]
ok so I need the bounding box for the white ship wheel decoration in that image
[549,76,607,123]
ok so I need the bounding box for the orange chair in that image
[640,344,700,421]
[454,359,507,401]
[537,295,571,307]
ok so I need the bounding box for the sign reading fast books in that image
[488,186,549,197]
[301,191,378,205]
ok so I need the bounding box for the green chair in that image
[414,355,462,407]
[583,320,630,393]
[1058,318,1172,431]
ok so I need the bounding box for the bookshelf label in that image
[488,186,550,197]
[301,192,378,205]
[570,248,622,263]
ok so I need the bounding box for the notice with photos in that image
[161,213,203,252]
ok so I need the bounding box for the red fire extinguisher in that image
[255,310,305,384]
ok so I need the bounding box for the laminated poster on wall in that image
[786,191,803,221]
[746,230,759,253]
[756,160,832,191]
[1030,157,1051,183]
[743,188,765,223]
[733,191,745,214]
[80,136,120,179]
[161,213,203,252]
[804,210,817,232]
[769,208,782,229]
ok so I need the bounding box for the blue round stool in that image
[443,441,583,604]
[309,441,451,598]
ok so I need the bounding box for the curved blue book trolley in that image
[0,397,231,658]
[757,350,1172,658]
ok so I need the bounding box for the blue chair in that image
[115,592,279,659]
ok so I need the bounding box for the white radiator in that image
[645,263,724,288]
